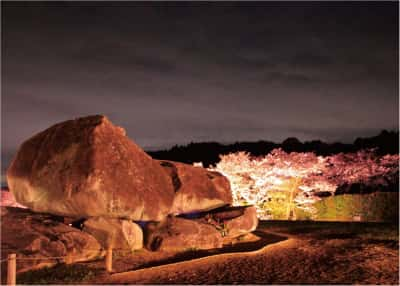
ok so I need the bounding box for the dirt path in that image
[105,236,295,284]
[98,222,399,284]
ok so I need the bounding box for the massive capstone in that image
[7,115,175,221]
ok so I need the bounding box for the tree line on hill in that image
[147,130,399,167]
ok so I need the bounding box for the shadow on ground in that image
[122,231,286,272]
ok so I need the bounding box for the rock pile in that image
[6,115,258,260]
[1,207,103,272]
[145,205,258,251]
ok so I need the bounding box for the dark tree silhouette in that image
[147,130,399,167]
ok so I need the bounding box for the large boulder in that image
[190,206,258,239]
[221,206,258,239]
[0,207,103,273]
[7,115,175,221]
[83,217,143,251]
[144,216,223,251]
[158,160,233,214]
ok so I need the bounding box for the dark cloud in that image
[290,52,333,68]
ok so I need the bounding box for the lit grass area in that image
[311,192,399,222]
[17,263,102,285]
[259,220,399,242]
[265,192,399,221]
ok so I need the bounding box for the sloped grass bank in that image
[309,192,398,221]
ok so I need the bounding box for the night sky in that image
[1,2,398,183]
